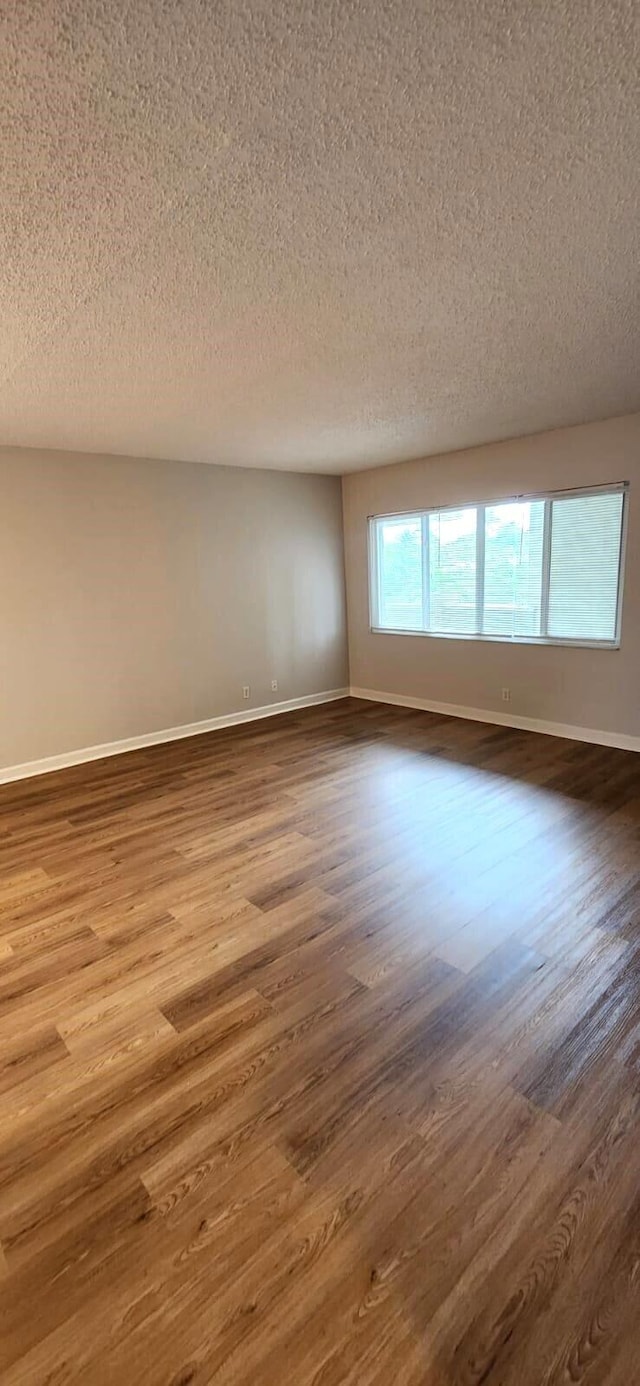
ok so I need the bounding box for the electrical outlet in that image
[242,685,250,700]
[271,679,278,692]
[502,687,511,702]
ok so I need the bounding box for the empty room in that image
[1,1,639,1382]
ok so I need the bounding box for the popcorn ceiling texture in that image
[1,0,639,474]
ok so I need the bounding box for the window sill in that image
[369,626,620,651]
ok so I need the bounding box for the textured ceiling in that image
[1,1,639,474]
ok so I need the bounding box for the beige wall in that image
[0,450,348,769]
[343,413,640,741]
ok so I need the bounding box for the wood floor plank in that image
[1,697,639,1381]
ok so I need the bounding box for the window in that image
[369,485,627,648]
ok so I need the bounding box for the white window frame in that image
[368,482,629,650]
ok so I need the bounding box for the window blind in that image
[428,507,477,634]
[547,492,624,642]
[376,516,423,631]
[370,484,626,648]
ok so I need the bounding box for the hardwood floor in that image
[1,696,639,1384]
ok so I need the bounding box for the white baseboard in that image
[3,684,636,784]
[349,687,640,753]
[0,689,350,786]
